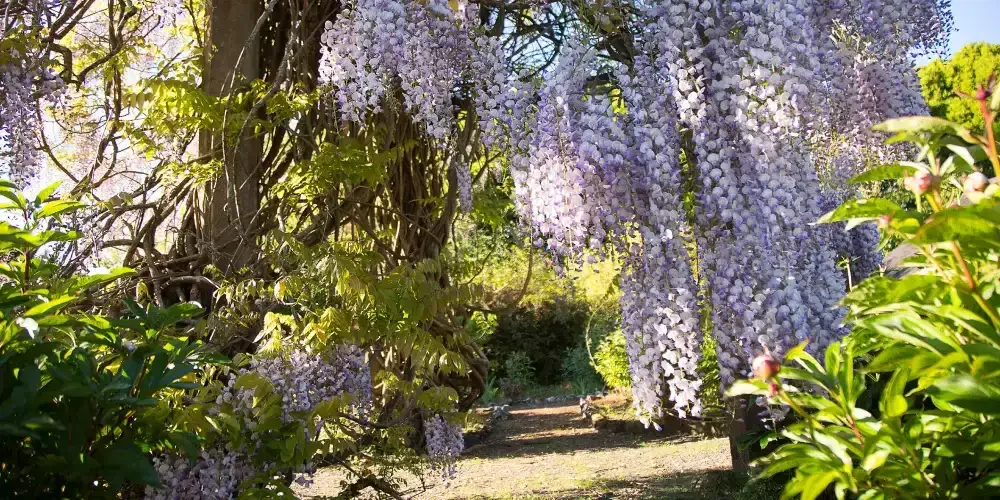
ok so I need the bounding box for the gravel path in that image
[298,398,736,499]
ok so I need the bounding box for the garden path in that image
[298,397,759,499]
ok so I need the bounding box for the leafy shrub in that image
[0,184,390,497]
[561,345,604,394]
[498,351,534,399]
[480,377,503,404]
[730,85,1000,499]
[488,298,589,384]
[593,330,631,390]
[0,182,226,496]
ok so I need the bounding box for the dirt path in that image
[300,398,743,499]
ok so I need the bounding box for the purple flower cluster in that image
[319,0,511,208]
[617,54,703,420]
[146,345,370,498]
[145,447,252,500]
[510,39,637,258]
[0,2,66,183]
[316,0,946,419]
[508,0,946,415]
[424,414,464,483]
[241,344,373,423]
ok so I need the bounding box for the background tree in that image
[920,42,1000,136]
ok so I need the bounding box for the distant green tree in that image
[920,42,1000,134]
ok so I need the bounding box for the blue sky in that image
[918,0,1000,64]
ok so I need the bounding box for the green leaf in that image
[926,374,1000,414]
[874,116,977,143]
[724,379,768,397]
[33,182,61,204]
[880,366,910,418]
[36,199,84,219]
[848,164,918,184]
[0,189,26,211]
[992,79,1000,112]
[23,295,75,317]
[167,431,201,459]
[910,204,1000,245]
[95,440,160,487]
[861,448,890,472]
[818,198,902,224]
[782,340,810,363]
[801,470,839,500]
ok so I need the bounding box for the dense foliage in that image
[921,42,1000,137]
[731,84,1000,499]
[0,183,223,496]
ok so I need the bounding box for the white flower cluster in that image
[424,414,464,483]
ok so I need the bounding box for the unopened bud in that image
[965,172,989,193]
[752,354,781,380]
[976,83,991,101]
[904,170,939,195]
[877,214,892,229]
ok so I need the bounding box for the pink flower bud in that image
[752,353,781,380]
[903,171,939,195]
[965,172,989,193]
[877,214,892,229]
[768,382,779,396]
[976,84,990,101]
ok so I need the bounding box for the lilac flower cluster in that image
[616,54,703,420]
[510,39,637,258]
[146,345,370,498]
[0,2,66,183]
[810,0,949,181]
[508,0,946,415]
[424,414,464,483]
[240,344,373,423]
[315,0,946,419]
[145,447,253,500]
[636,1,856,389]
[319,0,511,208]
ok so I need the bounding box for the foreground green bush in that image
[0,182,226,496]
[731,82,1000,499]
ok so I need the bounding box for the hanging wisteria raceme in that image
[810,0,950,179]
[241,344,373,423]
[424,414,464,483]
[617,54,703,419]
[316,0,950,418]
[507,0,948,408]
[145,447,253,500]
[146,345,370,499]
[0,1,67,184]
[318,0,510,209]
[509,38,637,259]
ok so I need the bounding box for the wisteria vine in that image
[316,0,950,422]
[144,345,371,499]
[0,0,67,184]
[424,414,464,483]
